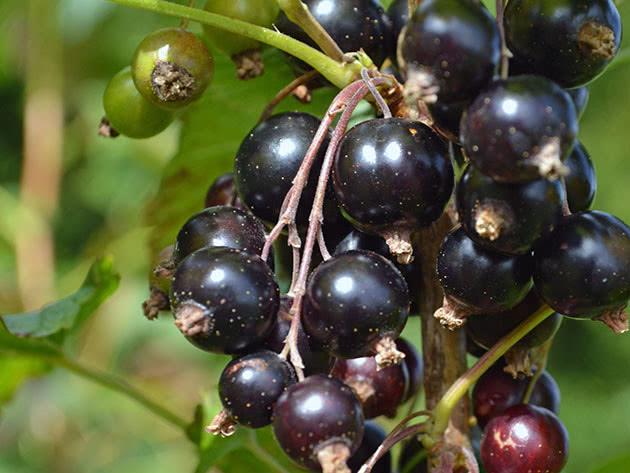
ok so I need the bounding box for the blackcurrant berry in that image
[205,172,245,210]
[396,338,423,402]
[505,0,622,88]
[348,421,391,473]
[102,67,175,139]
[333,118,453,262]
[532,210,630,331]
[331,355,409,419]
[401,0,500,103]
[428,99,469,139]
[567,86,589,119]
[273,374,364,473]
[564,141,596,213]
[388,0,414,59]
[303,250,409,364]
[460,75,579,183]
[473,364,560,427]
[172,206,270,266]
[170,247,279,354]
[456,163,565,254]
[132,27,214,110]
[436,227,533,328]
[480,404,569,473]
[218,350,296,429]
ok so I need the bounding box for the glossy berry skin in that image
[331,356,409,419]
[234,112,343,231]
[396,338,423,402]
[428,100,469,139]
[202,0,278,57]
[205,172,245,209]
[568,87,589,119]
[564,142,596,212]
[170,247,279,354]
[103,67,174,139]
[172,206,269,266]
[348,421,391,473]
[303,251,409,359]
[460,75,579,183]
[333,118,453,235]
[505,0,622,88]
[219,350,296,428]
[388,0,412,51]
[533,211,630,319]
[401,0,500,104]
[437,227,533,313]
[276,0,392,69]
[273,375,364,472]
[481,404,569,473]
[456,164,565,254]
[132,27,214,110]
[473,365,560,427]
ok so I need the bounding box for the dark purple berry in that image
[348,421,392,473]
[396,338,423,402]
[505,0,622,88]
[473,364,560,427]
[388,0,414,55]
[428,99,469,139]
[205,172,245,209]
[532,211,630,330]
[303,251,409,363]
[401,0,500,104]
[481,404,569,473]
[456,164,565,254]
[564,141,596,212]
[460,75,579,183]
[172,206,270,266]
[170,247,279,354]
[331,355,409,419]
[273,374,364,473]
[219,350,296,428]
[567,87,589,119]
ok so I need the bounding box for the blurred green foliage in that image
[0,0,629,472]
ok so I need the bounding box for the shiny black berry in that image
[532,211,630,330]
[388,0,414,56]
[273,375,364,473]
[564,141,596,212]
[401,0,500,103]
[428,99,469,139]
[481,404,569,473]
[170,247,279,354]
[172,206,269,266]
[567,87,589,119]
[348,421,391,473]
[505,0,622,88]
[456,164,565,254]
[303,251,409,363]
[460,75,579,183]
[219,350,296,428]
[205,172,245,209]
[331,355,409,419]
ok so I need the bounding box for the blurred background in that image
[0,0,629,472]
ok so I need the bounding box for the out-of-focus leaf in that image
[589,455,630,473]
[1,256,119,339]
[0,321,62,358]
[145,49,336,259]
[0,355,51,407]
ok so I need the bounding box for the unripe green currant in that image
[102,66,175,139]
[131,27,214,110]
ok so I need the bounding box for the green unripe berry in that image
[132,27,214,110]
[102,66,175,139]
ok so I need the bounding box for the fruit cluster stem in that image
[496,0,510,80]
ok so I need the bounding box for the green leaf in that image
[145,49,336,259]
[589,455,630,473]
[0,355,51,407]
[0,320,62,358]
[1,256,120,339]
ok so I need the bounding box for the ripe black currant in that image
[567,87,589,119]
[400,0,500,104]
[348,421,391,473]
[303,250,409,365]
[273,374,364,473]
[436,227,533,328]
[170,247,279,354]
[460,75,579,183]
[333,118,453,262]
[396,338,423,402]
[564,141,597,213]
[218,350,296,429]
[505,0,622,88]
[331,355,409,419]
[102,67,175,139]
[132,27,214,109]
[205,172,245,210]
[456,163,565,254]
[480,404,569,473]
[473,364,560,427]
[388,0,412,56]
[428,100,469,139]
[532,210,630,331]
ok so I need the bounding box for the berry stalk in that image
[495,0,510,79]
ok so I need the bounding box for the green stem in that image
[105,0,361,88]
[426,304,555,442]
[57,356,189,430]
